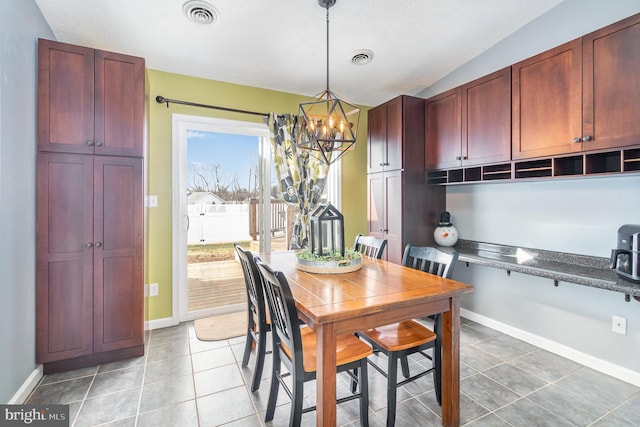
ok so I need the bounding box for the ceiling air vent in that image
[183,0,218,25]
[351,49,374,65]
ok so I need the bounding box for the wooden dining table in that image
[260,251,474,427]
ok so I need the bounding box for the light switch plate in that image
[147,195,158,208]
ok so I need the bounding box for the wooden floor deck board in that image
[187,237,288,312]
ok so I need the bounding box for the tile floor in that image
[26,318,640,426]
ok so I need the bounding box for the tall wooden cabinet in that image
[367,95,445,264]
[36,39,145,373]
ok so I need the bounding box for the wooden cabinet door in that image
[425,88,462,169]
[383,170,403,265]
[367,104,386,173]
[367,172,385,239]
[384,97,403,170]
[93,157,144,353]
[583,13,640,151]
[463,67,511,166]
[512,39,583,159]
[94,50,145,157]
[368,96,403,172]
[366,171,403,263]
[38,39,95,154]
[37,153,94,363]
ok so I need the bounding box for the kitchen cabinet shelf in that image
[426,146,640,185]
[624,149,640,172]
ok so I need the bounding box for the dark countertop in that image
[441,240,640,299]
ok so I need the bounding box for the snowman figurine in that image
[434,211,459,247]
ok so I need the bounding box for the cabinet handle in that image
[86,140,95,146]
[379,163,384,166]
[582,135,592,142]
[456,156,462,160]
[85,242,93,248]
[572,137,581,143]
[463,156,468,160]
[94,242,102,248]
[95,140,103,147]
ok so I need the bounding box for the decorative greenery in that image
[296,248,361,262]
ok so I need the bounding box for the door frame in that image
[171,113,270,322]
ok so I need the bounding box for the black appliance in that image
[610,224,640,283]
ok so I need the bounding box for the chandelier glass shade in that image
[296,0,360,165]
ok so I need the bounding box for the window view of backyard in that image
[186,130,290,313]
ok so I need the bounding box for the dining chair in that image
[357,244,459,427]
[234,243,270,392]
[353,234,387,259]
[254,257,372,427]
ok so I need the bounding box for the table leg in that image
[441,297,461,427]
[315,322,338,426]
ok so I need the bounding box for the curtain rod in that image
[155,95,270,118]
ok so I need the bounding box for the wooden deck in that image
[187,237,288,312]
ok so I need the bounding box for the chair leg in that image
[290,374,304,427]
[386,353,399,427]
[241,330,253,367]
[359,360,369,427]
[400,355,410,379]
[250,329,267,392]
[264,354,280,422]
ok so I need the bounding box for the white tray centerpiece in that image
[295,249,362,274]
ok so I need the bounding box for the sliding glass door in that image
[172,114,277,321]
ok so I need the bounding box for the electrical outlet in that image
[149,283,159,297]
[612,315,626,335]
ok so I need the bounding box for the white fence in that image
[187,204,251,244]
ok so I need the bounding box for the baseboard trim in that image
[145,316,178,331]
[9,365,43,404]
[461,308,640,387]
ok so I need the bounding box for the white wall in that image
[0,0,54,403]
[418,0,640,383]
[448,177,640,380]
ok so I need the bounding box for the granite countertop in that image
[442,240,640,299]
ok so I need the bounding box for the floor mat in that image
[193,311,247,341]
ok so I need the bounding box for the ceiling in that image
[35,0,564,107]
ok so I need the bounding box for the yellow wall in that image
[146,70,369,321]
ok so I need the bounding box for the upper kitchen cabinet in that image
[513,13,640,160]
[38,39,145,157]
[424,87,461,170]
[367,95,424,173]
[582,13,640,151]
[512,39,583,160]
[425,68,511,170]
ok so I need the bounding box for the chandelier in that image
[297,0,360,165]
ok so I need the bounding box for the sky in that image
[187,130,259,190]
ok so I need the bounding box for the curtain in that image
[270,113,329,249]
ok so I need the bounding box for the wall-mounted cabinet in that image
[425,67,511,170]
[426,13,640,186]
[512,13,640,160]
